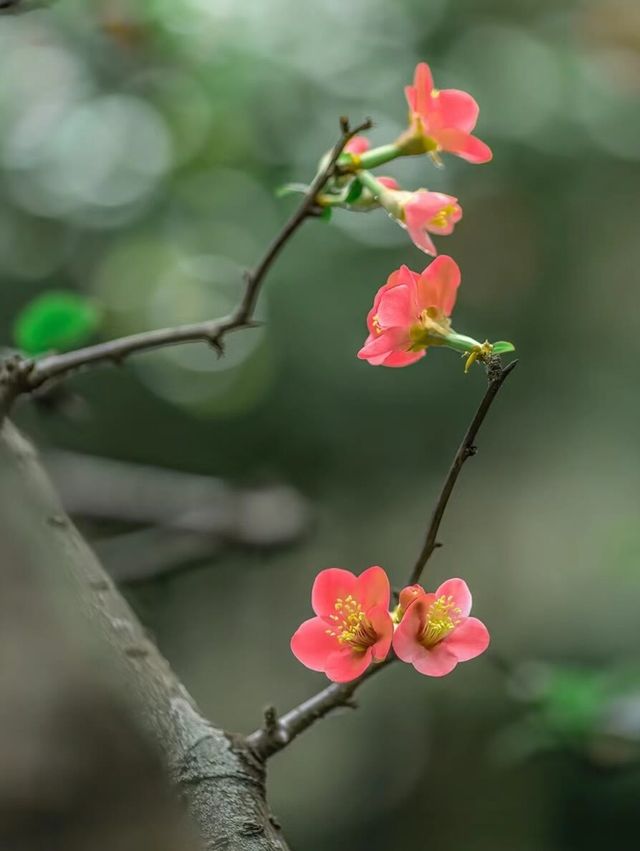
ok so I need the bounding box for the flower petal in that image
[366,604,393,661]
[417,255,461,315]
[324,647,372,682]
[290,617,338,671]
[413,62,435,117]
[344,135,370,155]
[435,129,492,164]
[378,176,400,190]
[356,566,391,610]
[435,577,472,618]
[311,568,357,618]
[358,327,411,363]
[405,220,438,256]
[437,89,479,132]
[411,642,459,677]
[379,349,425,368]
[375,283,415,328]
[392,594,434,663]
[444,616,490,662]
[386,263,421,290]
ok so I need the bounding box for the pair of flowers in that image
[336,61,491,258]
[291,566,489,682]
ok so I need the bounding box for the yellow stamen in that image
[429,204,456,229]
[419,595,461,648]
[325,596,377,653]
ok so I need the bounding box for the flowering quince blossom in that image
[358,255,462,368]
[393,578,490,676]
[373,181,462,256]
[398,62,492,165]
[290,566,393,683]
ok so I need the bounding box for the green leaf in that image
[491,341,516,354]
[319,206,332,222]
[14,291,100,355]
[344,178,363,205]
[275,182,309,198]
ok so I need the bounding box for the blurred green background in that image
[3,0,640,848]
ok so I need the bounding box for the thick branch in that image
[0,118,371,411]
[0,420,290,851]
[248,357,517,760]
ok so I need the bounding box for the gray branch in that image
[0,420,290,851]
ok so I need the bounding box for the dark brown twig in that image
[0,117,372,413]
[246,658,393,759]
[247,357,517,760]
[407,356,518,585]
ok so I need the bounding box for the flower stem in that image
[357,169,386,198]
[441,332,483,355]
[338,143,401,171]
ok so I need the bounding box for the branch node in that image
[339,115,350,134]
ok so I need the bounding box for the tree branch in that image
[0,117,371,413]
[0,420,291,851]
[247,356,517,760]
[407,356,518,585]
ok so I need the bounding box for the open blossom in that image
[291,566,393,682]
[399,62,492,165]
[393,579,489,676]
[357,256,460,367]
[375,183,462,256]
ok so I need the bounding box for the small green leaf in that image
[319,206,332,222]
[344,178,363,205]
[491,341,516,354]
[275,182,309,198]
[14,291,100,355]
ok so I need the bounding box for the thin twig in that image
[246,658,393,759]
[0,117,372,412]
[407,356,518,585]
[247,356,517,760]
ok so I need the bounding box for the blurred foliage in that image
[2,1,640,850]
[14,290,99,353]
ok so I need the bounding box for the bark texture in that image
[0,420,289,851]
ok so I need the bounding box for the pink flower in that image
[344,135,371,156]
[399,62,492,164]
[291,566,393,682]
[393,578,490,676]
[377,184,462,256]
[357,256,460,367]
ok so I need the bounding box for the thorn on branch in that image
[339,115,350,134]
[263,705,279,737]
[209,338,225,357]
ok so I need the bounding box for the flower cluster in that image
[288,60,509,685]
[291,567,489,682]
[310,60,514,370]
